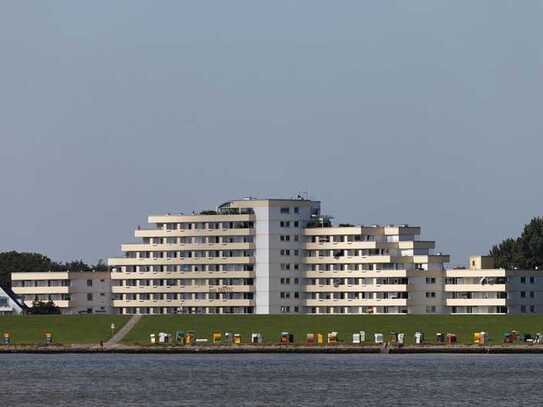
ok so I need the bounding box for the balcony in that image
[148,214,255,224]
[112,285,255,294]
[121,242,255,252]
[12,286,70,295]
[110,270,256,280]
[445,269,506,278]
[444,284,506,292]
[304,298,408,307]
[303,284,408,293]
[134,228,255,238]
[446,298,507,307]
[304,255,393,265]
[304,269,408,278]
[108,256,255,266]
[112,299,255,308]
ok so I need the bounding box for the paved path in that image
[105,315,142,347]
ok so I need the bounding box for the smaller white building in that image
[0,286,25,315]
[445,256,543,314]
[11,271,112,314]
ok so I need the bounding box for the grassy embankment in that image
[123,315,543,345]
[0,315,129,344]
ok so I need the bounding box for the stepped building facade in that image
[11,197,543,315]
[108,197,450,315]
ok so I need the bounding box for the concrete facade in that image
[10,198,543,316]
[107,197,452,315]
[11,271,112,314]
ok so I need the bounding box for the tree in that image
[490,217,543,269]
[0,251,52,289]
[94,259,108,272]
[29,300,61,315]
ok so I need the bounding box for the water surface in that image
[1,353,540,406]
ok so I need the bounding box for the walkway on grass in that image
[105,315,142,347]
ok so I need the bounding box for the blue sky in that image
[0,1,542,264]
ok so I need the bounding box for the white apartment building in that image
[108,197,449,315]
[12,198,542,316]
[445,256,543,315]
[11,271,112,314]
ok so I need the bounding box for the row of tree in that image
[0,251,107,289]
[489,217,543,269]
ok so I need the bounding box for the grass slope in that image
[0,315,129,344]
[124,315,543,345]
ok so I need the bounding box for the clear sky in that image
[1,1,542,265]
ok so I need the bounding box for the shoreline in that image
[3,344,543,354]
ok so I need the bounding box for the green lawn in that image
[0,315,129,344]
[123,315,543,345]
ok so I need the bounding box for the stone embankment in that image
[3,344,543,354]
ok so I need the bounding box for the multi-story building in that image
[12,197,541,316]
[11,271,112,314]
[108,198,319,315]
[444,256,543,314]
[303,224,449,314]
[108,197,449,315]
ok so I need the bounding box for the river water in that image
[0,353,540,406]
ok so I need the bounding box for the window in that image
[521,277,526,284]
[294,207,299,214]
[425,292,436,298]
[521,291,526,298]
[530,291,535,298]
[521,305,527,313]
[530,276,535,284]
[294,221,299,227]
[280,207,290,214]
[425,277,436,284]
[86,279,93,287]
[87,293,93,301]
[530,305,536,313]
[294,292,299,298]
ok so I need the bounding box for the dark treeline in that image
[489,217,543,270]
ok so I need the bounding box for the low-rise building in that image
[11,271,112,314]
[444,256,543,315]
